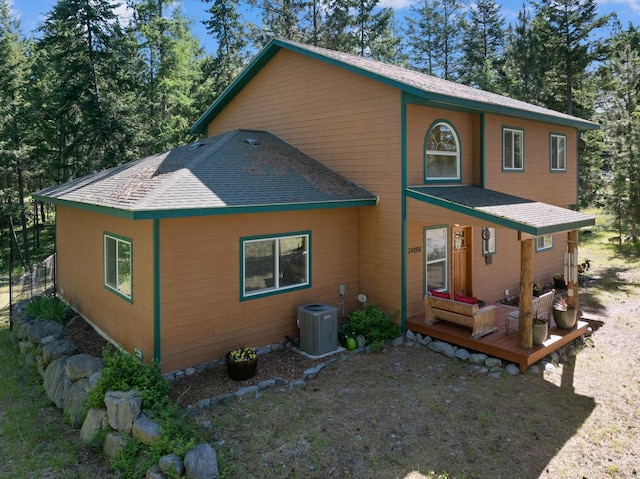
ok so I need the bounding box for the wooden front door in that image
[452,226,472,295]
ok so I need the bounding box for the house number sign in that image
[408,246,422,254]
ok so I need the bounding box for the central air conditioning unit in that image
[297,303,338,356]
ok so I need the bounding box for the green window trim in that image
[536,234,553,252]
[424,120,462,183]
[550,133,567,171]
[502,126,524,171]
[424,225,449,294]
[240,231,311,300]
[104,232,133,302]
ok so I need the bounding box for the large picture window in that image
[104,233,132,300]
[425,121,461,181]
[425,226,448,292]
[503,127,524,170]
[550,134,567,171]
[242,232,310,298]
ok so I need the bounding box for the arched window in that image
[425,121,461,181]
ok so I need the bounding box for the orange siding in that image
[204,48,403,316]
[158,208,362,372]
[55,206,154,361]
[483,114,578,207]
[405,105,480,186]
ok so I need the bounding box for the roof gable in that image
[33,130,377,219]
[190,39,599,134]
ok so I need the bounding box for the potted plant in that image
[552,296,577,329]
[533,282,542,297]
[553,273,566,289]
[532,312,548,345]
[226,347,258,381]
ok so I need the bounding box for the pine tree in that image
[459,0,506,92]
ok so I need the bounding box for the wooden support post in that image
[518,237,534,349]
[567,230,579,311]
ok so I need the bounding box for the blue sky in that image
[10,0,639,55]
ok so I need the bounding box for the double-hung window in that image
[536,234,553,252]
[425,226,448,292]
[242,232,310,298]
[503,127,524,170]
[550,134,567,171]
[104,233,132,300]
[425,121,461,181]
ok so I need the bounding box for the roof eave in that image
[405,188,595,236]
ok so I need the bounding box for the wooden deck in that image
[407,304,588,373]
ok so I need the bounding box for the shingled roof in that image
[33,130,378,220]
[191,39,599,134]
[406,185,595,235]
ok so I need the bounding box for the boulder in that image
[146,464,168,479]
[42,339,78,368]
[105,390,142,434]
[428,340,456,358]
[63,377,91,428]
[27,320,67,344]
[65,354,103,381]
[103,431,127,460]
[184,444,219,479]
[80,408,110,449]
[132,415,162,446]
[159,453,185,477]
[43,356,72,409]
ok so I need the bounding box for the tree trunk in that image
[518,236,534,348]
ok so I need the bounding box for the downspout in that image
[153,219,161,364]
[401,92,408,331]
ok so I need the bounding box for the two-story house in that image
[34,39,596,373]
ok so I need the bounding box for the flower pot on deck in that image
[532,319,548,345]
[552,308,577,329]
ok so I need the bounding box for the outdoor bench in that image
[425,292,498,339]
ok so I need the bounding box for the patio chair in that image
[506,289,555,332]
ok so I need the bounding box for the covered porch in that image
[407,303,589,372]
[405,185,595,367]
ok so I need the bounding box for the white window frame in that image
[425,226,449,293]
[482,227,496,254]
[536,234,553,251]
[425,121,461,181]
[503,127,524,171]
[104,233,132,301]
[242,232,310,299]
[550,134,567,171]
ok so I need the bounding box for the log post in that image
[518,235,534,348]
[567,230,579,311]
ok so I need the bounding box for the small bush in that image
[24,295,71,324]
[345,304,400,347]
[86,348,169,411]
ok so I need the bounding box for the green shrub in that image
[345,304,400,347]
[86,347,169,412]
[24,295,71,324]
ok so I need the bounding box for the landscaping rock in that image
[184,443,219,479]
[485,357,503,368]
[428,340,456,358]
[455,348,470,360]
[288,379,306,390]
[133,415,162,446]
[146,464,167,479]
[12,316,33,340]
[506,363,520,376]
[63,377,91,427]
[28,319,67,344]
[80,408,110,449]
[43,356,72,409]
[105,390,142,434]
[405,329,417,342]
[42,339,78,368]
[236,385,259,397]
[65,353,103,381]
[19,340,35,355]
[103,431,127,460]
[391,336,404,347]
[468,353,488,365]
[159,453,185,476]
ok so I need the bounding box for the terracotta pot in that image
[532,319,548,345]
[553,308,577,329]
[226,355,258,381]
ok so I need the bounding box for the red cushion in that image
[429,290,450,299]
[454,292,478,304]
